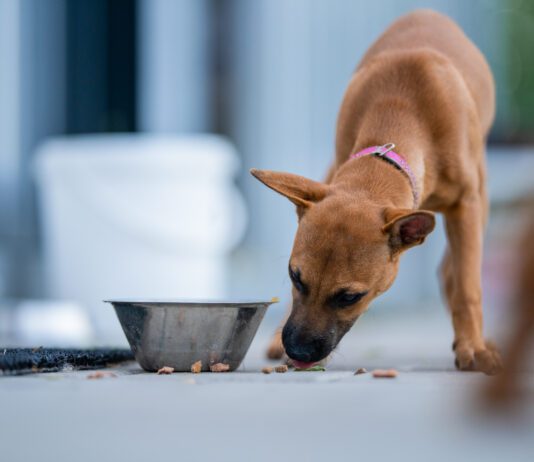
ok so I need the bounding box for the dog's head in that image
[251,168,435,366]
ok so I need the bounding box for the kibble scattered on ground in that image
[156,366,174,375]
[190,361,202,374]
[87,371,117,380]
[210,363,230,373]
[372,369,398,378]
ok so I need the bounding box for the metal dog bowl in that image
[106,299,275,372]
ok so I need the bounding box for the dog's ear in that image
[382,208,435,252]
[250,169,328,216]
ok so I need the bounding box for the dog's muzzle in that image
[281,323,333,363]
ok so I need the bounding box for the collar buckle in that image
[374,143,396,157]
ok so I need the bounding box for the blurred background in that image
[0,0,533,346]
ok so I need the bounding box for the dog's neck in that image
[333,156,415,210]
[333,104,428,210]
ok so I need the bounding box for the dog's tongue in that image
[291,360,317,369]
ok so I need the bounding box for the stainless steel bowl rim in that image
[104,299,276,307]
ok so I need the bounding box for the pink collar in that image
[350,143,419,207]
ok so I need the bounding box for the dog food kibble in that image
[190,360,202,374]
[274,365,288,373]
[210,363,230,373]
[87,371,117,380]
[262,367,273,374]
[372,369,398,378]
[157,366,175,375]
[295,365,326,372]
[354,368,368,375]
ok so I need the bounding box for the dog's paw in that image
[266,331,285,360]
[453,339,503,375]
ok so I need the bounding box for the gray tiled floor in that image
[1,311,533,462]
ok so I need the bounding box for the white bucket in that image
[33,134,247,344]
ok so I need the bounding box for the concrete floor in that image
[1,310,533,462]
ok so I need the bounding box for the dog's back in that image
[358,10,494,135]
[335,9,494,206]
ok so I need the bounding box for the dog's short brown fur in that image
[252,10,502,374]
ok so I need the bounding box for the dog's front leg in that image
[266,304,290,360]
[443,195,502,375]
[266,326,284,359]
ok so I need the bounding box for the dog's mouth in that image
[290,360,318,369]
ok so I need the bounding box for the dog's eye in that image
[289,266,308,295]
[329,290,367,308]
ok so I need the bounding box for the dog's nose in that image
[284,343,316,363]
[282,324,330,362]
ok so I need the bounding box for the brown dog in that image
[251,10,502,374]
